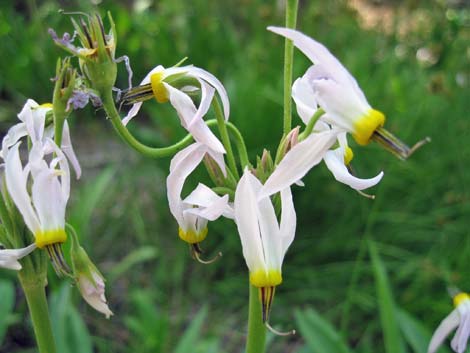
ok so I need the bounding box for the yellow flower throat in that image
[353,109,386,146]
[35,229,67,249]
[178,227,208,244]
[150,72,169,103]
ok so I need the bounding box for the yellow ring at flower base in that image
[39,103,53,109]
[344,146,354,165]
[454,292,470,307]
[178,227,208,244]
[249,269,282,287]
[353,109,385,146]
[150,72,169,103]
[35,229,67,249]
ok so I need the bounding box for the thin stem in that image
[282,0,299,136]
[212,99,239,179]
[101,90,193,158]
[19,273,57,353]
[225,122,250,169]
[299,108,325,141]
[245,284,266,353]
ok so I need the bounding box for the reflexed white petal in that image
[259,129,337,198]
[78,271,113,319]
[0,243,36,270]
[292,76,318,124]
[164,82,226,154]
[188,67,230,120]
[313,79,370,129]
[234,170,267,273]
[257,190,282,271]
[279,187,296,258]
[183,183,234,219]
[122,65,165,125]
[18,99,39,123]
[61,120,81,179]
[323,148,383,191]
[428,308,460,353]
[188,80,215,128]
[1,123,28,160]
[206,148,227,177]
[167,143,207,225]
[267,26,367,102]
[451,302,470,353]
[46,139,71,202]
[5,143,41,234]
[31,168,66,232]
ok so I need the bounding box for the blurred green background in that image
[0,0,469,352]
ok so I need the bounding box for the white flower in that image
[122,65,229,154]
[428,293,470,353]
[5,139,70,249]
[268,26,385,146]
[77,269,113,319]
[0,244,37,270]
[234,169,296,321]
[167,142,231,244]
[1,99,81,178]
[259,129,338,198]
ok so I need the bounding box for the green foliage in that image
[0,279,16,345]
[0,0,468,352]
[295,308,352,353]
[48,284,92,353]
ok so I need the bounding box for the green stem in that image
[282,0,299,136]
[299,108,325,141]
[245,284,266,353]
[225,122,250,169]
[101,90,193,158]
[18,273,57,353]
[212,99,239,179]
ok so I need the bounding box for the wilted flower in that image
[268,26,428,159]
[49,12,118,93]
[234,169,295,324]
[428,292,470,353]
[70,232,113,319]
[121,64,230,154]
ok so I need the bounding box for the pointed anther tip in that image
[265,322,296,336]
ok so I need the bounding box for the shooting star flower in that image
[121,65,229,154]
[428,292,470,353]
[234,169,295,325]
[268,26,428,159]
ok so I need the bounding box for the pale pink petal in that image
[428,308,460,353]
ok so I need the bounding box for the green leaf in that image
[294,307,352,353]
[0,279,15,344]
[69,167,116,240]
[368,240,406,353]
[174,306,208,353]
[397,309,451,353]
[107,246,158,282]
[49,284,93,353]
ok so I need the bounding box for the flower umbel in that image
[428,292,470,353]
